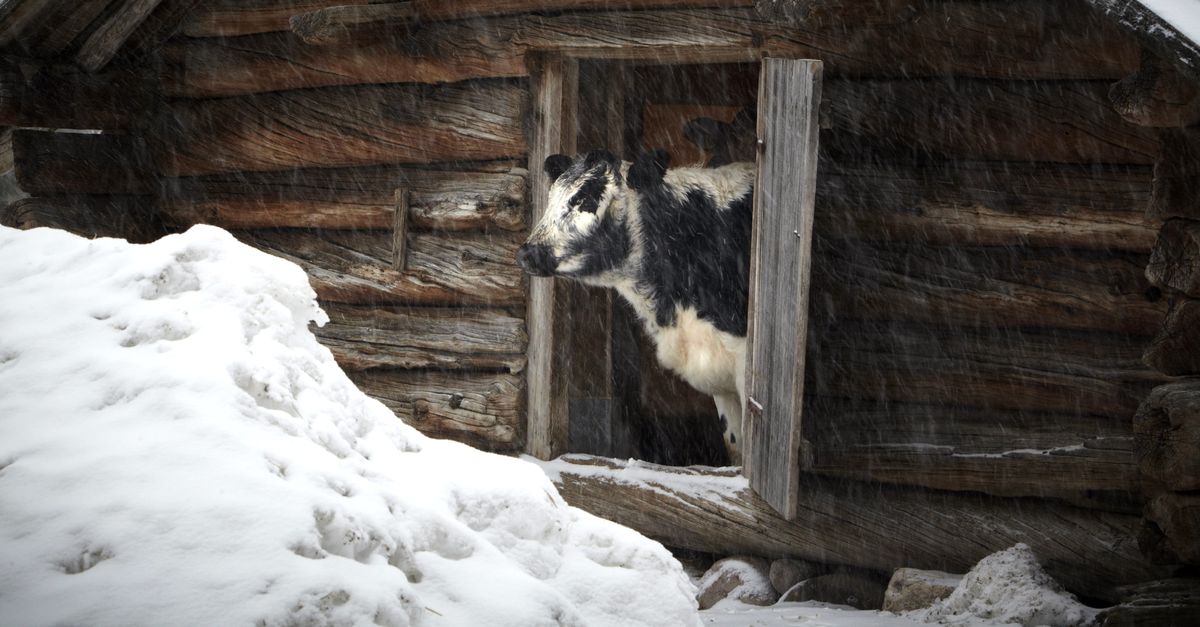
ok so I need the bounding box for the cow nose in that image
[516,243,558,276]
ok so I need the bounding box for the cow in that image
[516,149,754,464]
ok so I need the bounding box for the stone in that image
[769,558,824,595]
[696,556,777,610]
[883,567,962,613]
[780,572,887,610]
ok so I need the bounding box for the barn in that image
[0,0,1197,620]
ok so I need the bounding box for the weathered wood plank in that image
[1143,299,1200,376]
[13,130,154,195]
[1083,0,1200,84]
[1099,578,1200,626]
[1149,127,1200,221]
[314,303,527,373]
[744,58,821,519]
[31,0,113,57]
[808,322,1171,420]
[1133,380,1200,493]
[0,0,59,48]
[1146,219,1200,298]
[156,80,526,176]
[817,161,1156,252]
[1141,492,1200,565]
[76,0,164,72]
[115,0,203,63]
[0,195,163,243]
[816,242,1165,336]
[539,454,1164,596]
[160,163,526,232]
[0,65,152,130]
[524,54,575,461]
[1110,53,1200,128]
[238,229,525,306]
[349,370,522,451]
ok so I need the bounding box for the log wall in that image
[2,0,1191,596]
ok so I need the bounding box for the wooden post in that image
[744,58,822,520]
[525,53,577,460]
[391,188,409,270]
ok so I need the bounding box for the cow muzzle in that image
[516,243,559,277]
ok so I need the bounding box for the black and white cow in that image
[516,149,753,464]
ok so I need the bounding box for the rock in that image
[696,556,777,610]
[769,558,824,595]
[883,567,962,613]
[780,572,887,610]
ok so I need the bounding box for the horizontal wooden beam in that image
[809,322,1170,420]
[0,195,163,243]
[156,80,527,176]
[348,369,522,451]
[815,241,1164,336]
[168,2,1137,98]
[13,130,155,195]
[538,454,1164,596]
[817,161,1156,252]
[0,65,151,130]
[315,303,526,372]
[161,163,526,232]
[238,229,524,306]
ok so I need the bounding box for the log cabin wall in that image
[1,0,1196,597]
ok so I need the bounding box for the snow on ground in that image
[0,225,699,627]
[702,601,925,627]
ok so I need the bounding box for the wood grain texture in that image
[1141,492,1200,565]
[162,163,526,232]
[1133,381,1200,493]
[0,65,153,130]
[816,161,1156,252]
[13,129,155,195]
[115,0,203,63]
[744,58,821,519]
[75,0,163,72]
[808,322,1171,420]
[524,54,574,460]
[541,455,1164,597]
[349,370,522,450]
[156,80,527,176]
[815,242,1165,336]
[1098,578,1200,626]
[31,0,113,57]
[238,229,525,306]
[1148,127,1200,221]
[1083,0,1200,83]
[1143,299,1200,376]
[1146,219,1200,298]
[0,195,163,243]
[314,303,526,373]
[0,0,59,48]
[807,400,1139,503]
[1110,53,1200,128]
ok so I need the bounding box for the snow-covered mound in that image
[914,544,1098,626]
[0,225,699,627]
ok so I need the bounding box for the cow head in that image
[517,150,649,283]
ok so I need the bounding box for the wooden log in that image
[162,20,526,98]
[348,370,522,451]
[0,127,12,176]
[160,163,526,232]
[1143,299,1200,376]
[815,241,1164,336]
[1149,127,1200,221]
[182,1,367,38]
[1110,53,1200,128]
[823,79,1159,164]
[157,80,526,176]
[115,0,204,63]
[29,0,114,57]
[13,130,155,195]
[1099,578,1200,627]
[1146,219,1200,298]
[807,399,1139,503]
[0,195,164,243]
[817,161,1156,252]
[0,0,59,48]
[1140,492,1200,565]
[1133,381,1200,492]
[808,322,1170,420]
[238,229,525,306]
[538,454,1164,596]
[76,0,164,72]
[168,2,1137,98]
[0,65,155,130]
[314,303,526,373]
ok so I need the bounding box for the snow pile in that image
[913,544,1098,626]
[0,225,699,627]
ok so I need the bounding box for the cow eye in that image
[576,198,599,214]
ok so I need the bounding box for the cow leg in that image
[713,393,743,466]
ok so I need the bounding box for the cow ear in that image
[628,149,670,191]
[544,154,572,182]
[584,150,617,169]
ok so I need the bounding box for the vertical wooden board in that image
[744,58,822,520]
[525,53,577,460]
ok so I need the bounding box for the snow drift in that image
[0,225,699,627]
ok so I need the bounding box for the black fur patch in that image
[628,150,670,191]
[572,174,607,214]
[636,183,753,336]
[544,154,571,181]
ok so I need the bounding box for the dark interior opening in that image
[564,60,759,466]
